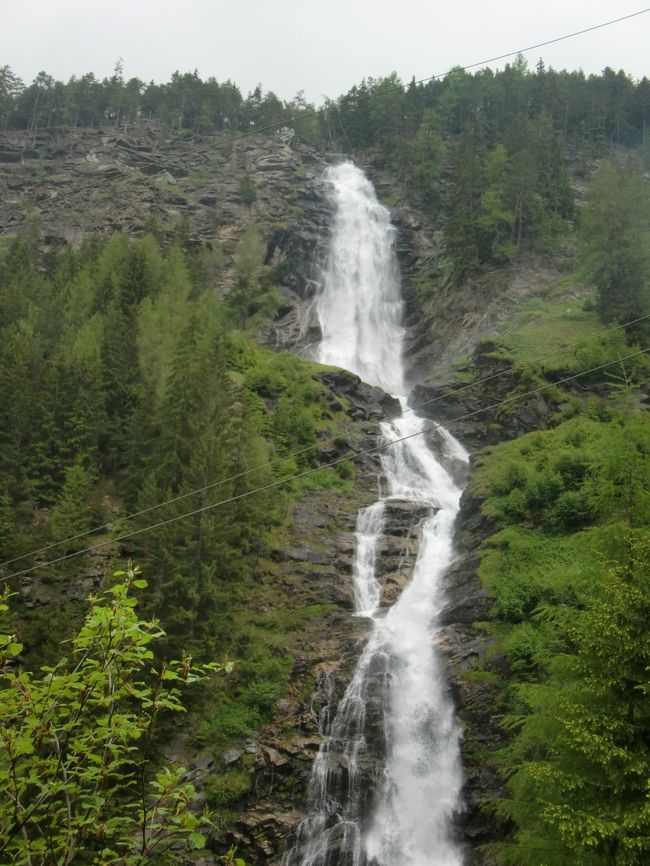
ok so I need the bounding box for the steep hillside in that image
[2,113,649,866]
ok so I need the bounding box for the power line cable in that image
[3,311,648,570]
[4,346,647,582]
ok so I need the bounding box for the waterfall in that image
[283,162,467,866]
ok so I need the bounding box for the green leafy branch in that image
[0,564,232,866]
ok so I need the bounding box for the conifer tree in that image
[0,486,15,561]
[227,226,266,328]
[580,158,650,331]
[49,458,94,550]
[410,108,445,203]
[498,534,650,866]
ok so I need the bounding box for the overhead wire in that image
[4,346,648,582]
[2,311,648,570]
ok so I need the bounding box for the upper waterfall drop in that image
[317,162,405,396]
[284,161,466,866]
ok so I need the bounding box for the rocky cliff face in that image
[0,124,334,339]
[0,125,321,248]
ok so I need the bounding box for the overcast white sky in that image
[2,1,648,103]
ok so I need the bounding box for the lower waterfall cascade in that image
[283,162,468,866]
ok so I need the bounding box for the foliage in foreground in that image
[0,565,228,866]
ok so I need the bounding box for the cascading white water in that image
[284,162,467,866]
[316,165,404,397]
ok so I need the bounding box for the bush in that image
[205,703,261,743]
[205,771,252,808]
[239,175,257,206]
[551,489,595,531]
[0,567,226,865]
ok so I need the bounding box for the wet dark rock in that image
[441,553,491,625]
[222,749,241,767]
[283,546,330,565]
[314,370,401,420]
[194,753,215,771]
[441,469,507,859]
[260,746,289,768]
[0,149,25,162]
[383,499,433,533]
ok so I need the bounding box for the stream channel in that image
[283,161,468,866]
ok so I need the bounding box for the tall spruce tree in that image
[580,158,650,332]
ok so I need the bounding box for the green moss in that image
[298,466,355,492]
[155,180,189,201]
[462,668,500,686]
[202,703,261,743]
[494,294,648,381]
[205,769,252,808]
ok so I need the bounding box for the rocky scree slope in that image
[0,124,330,313]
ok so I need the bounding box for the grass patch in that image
[496,295,643,379]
